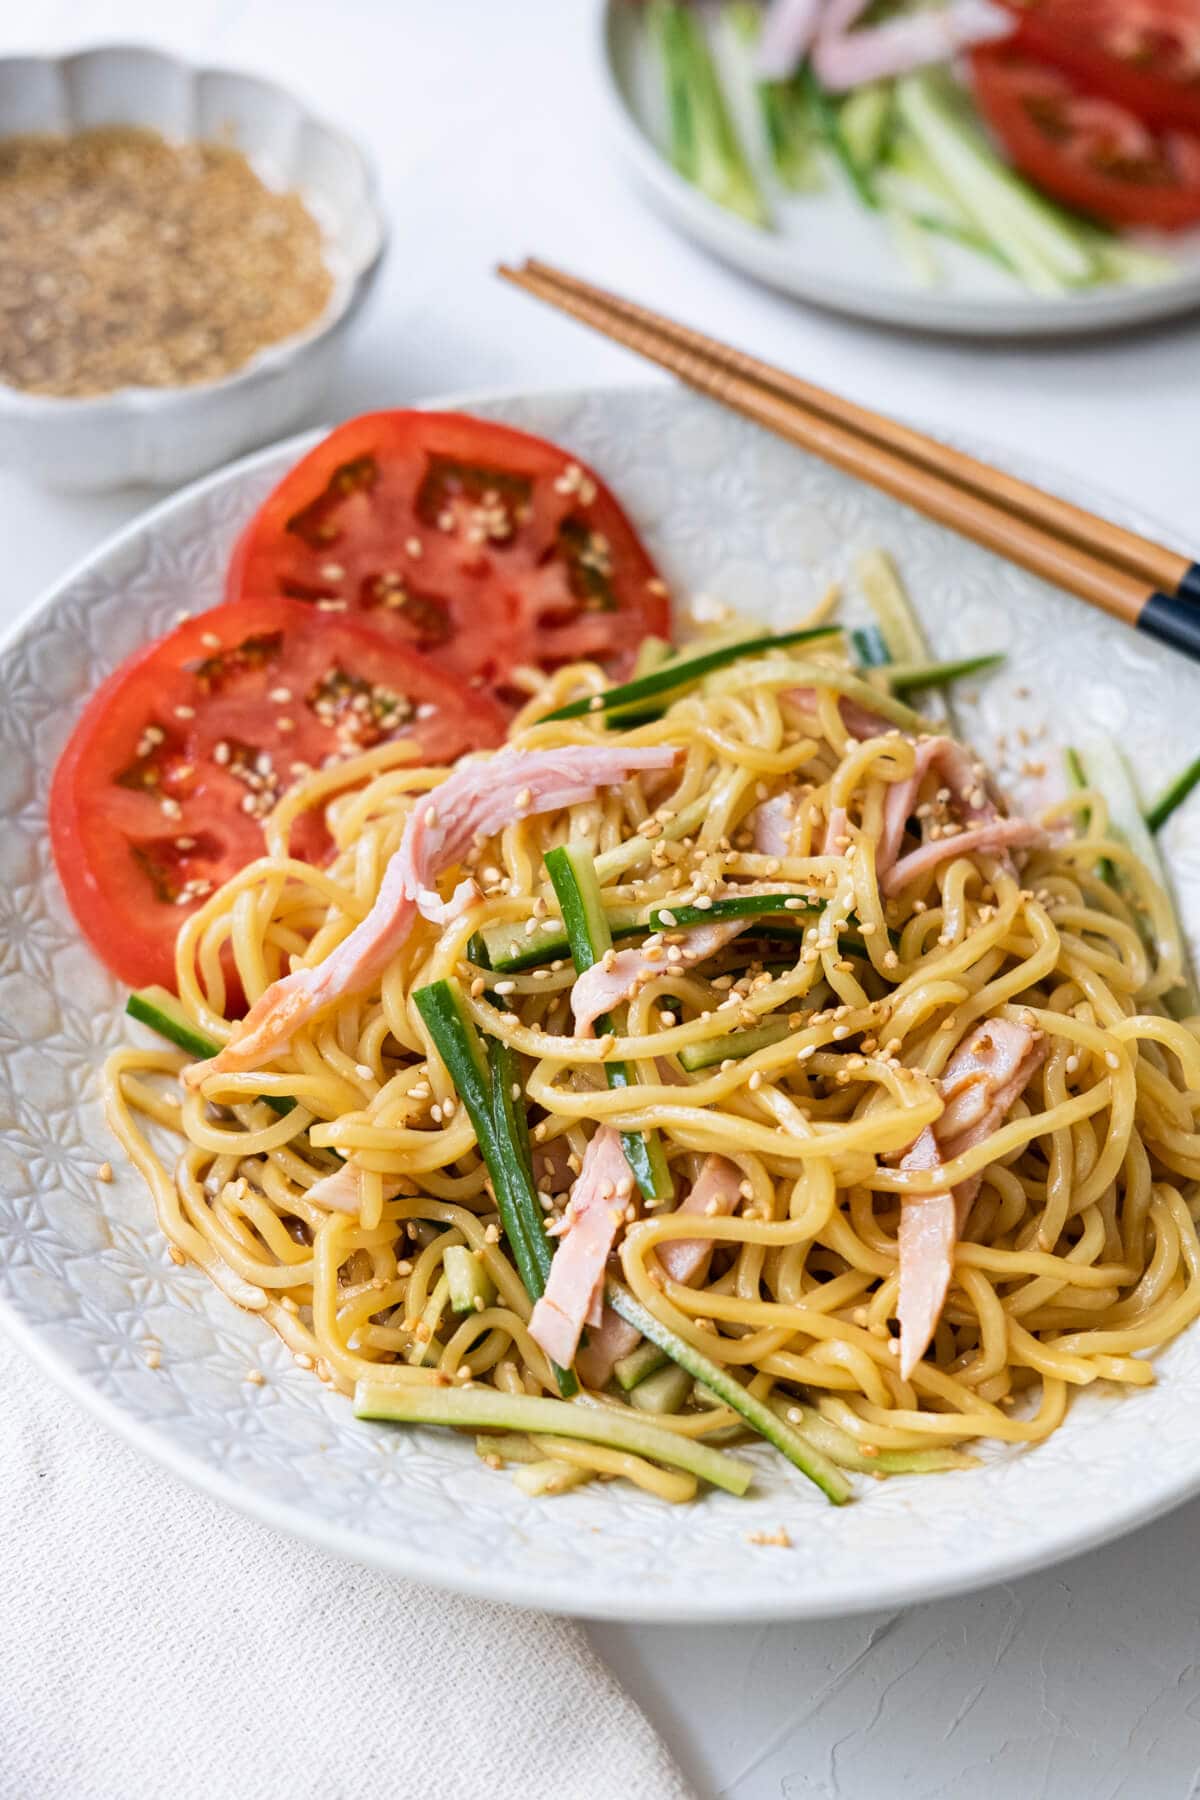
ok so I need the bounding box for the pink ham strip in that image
[896,1019,1047,1378]
[528,1128,635,1370]
[786,688,892,741]
[570,920,750,1037]
[657,1155,743,1286]
[751,793,796,858]
[881,817,1044,897]
[755,0,822,80]
[304,1162,363,1214]
[185,744,676,1085]
[575,1154,743,1387]
[813,0,1013,92]
[575,1308,642,1391]
[878,735,1000,876]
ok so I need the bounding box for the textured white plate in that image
[2,385,1199,1621]
[598,0,1200,339]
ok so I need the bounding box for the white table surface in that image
[4,4,1200,1796]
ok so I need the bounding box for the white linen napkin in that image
[0,1333,693,1800]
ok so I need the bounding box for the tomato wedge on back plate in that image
[972,46,1200,230]
[1001,0,1200,134]
[50,597,507,991]
[225,412,671,707]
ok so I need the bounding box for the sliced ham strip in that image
[881,817,1044,897]
[878,735,1000,876]
[303,1162,363,1214]
[896,1019,1046,1378]
[756,0,823,80]
[813,0,1013,92]
[786,688,893,741]
[528,1128,635,1370]
[823,803,850,856]
[570,920,749,1037]
[574,1154,743,1387]
[186,744,676,1084]
[657,1155,743,1287]
[751,793,797,859]
[575,1307,643,1391]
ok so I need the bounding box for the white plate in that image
[2,384,1199,1622]
[597,0,1200,339]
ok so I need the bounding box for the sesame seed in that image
[200,632,221,650]
[96,1162,113,1183]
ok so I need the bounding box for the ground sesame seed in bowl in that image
[0,126,334,399]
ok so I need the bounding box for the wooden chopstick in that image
[520,259,1198,605]
[497,260,1200,667]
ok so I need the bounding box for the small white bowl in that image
[0,44,387,491]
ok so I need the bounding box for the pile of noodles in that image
[106,622,1200,1503]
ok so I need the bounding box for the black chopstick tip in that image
[1140,591,1200,665]
[1178,563,1200,606]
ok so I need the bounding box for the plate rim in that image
[593,0,1200,341]
[3,379,1200,1622]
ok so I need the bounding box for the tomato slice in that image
[972,46,1200,230]
[225,411,670,707]
[50,596,507,991]
[1000,1,1200,133]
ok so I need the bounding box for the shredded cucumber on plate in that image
[638,3,1176,294]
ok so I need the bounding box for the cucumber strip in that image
[894,73,1095,292]
[631,635,672,680]
[614,1340,670,1392]
[444,1244,497,1316]
[541,626,840,722]
[852,624,891,670]
[413,978,576,1397]
[475,1433,543,1466]
[838,82,893,177]
[651,893,817,930]
[856,549,932,665]
[649,0,770,227]
[766,1397,975,1476]
[800,62,878,209]
[628,1362,694,1415]
[1071,739,1197,1016]
[354,1380,754,1496]
[404,1274,450,1367]
[887,652,1005,696]
[1064,747,1115,886]
[677,1016,791,1073]
[511,1458,593,1497]
[1146,756,1200,835]
[126,987,295,1117]
[545,845,674,1204]
[725,3,823,192]
[606,1283,851,1504]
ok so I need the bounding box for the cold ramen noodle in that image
[104,608,1200,1506]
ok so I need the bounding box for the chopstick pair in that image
[496,258,1200,667]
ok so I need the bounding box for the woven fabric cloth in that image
[0,1334,693,1800]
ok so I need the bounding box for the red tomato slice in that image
[225,411,670,707]
[972,47,1200,230]
[1000,0,1200,133]
[50,596,507,991]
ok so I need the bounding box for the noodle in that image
[105,634,1200,1500]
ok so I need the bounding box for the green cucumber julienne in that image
[413,977,577,1397]
[353,1380,754,1497]
[544,844,674,1205]
[126,986,295,1118]
[1146,755,1200,835]
[541,626,840,722]
[477,892,821,976]
[606,1282,851,1504]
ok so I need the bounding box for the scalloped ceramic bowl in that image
[0,44,386,490]
[3,385,1200,1620]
